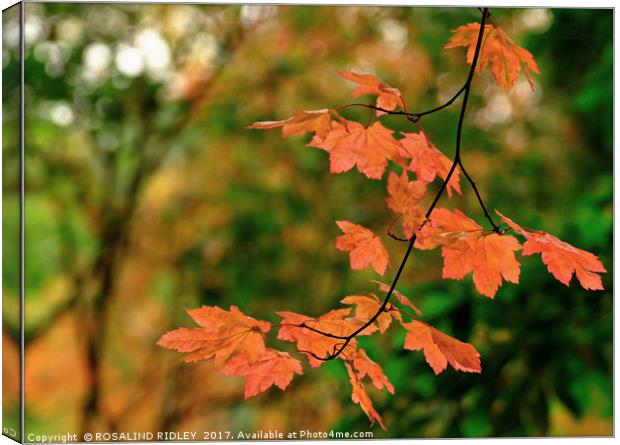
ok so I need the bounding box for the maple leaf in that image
[445,23,540,91]
[417,209,521,298]
[403,320,481,375]
[339,70,405,115]
[345,362,386,430]
[372,280,423,316]
[277,309,361,367]
[308,120,404,180]
[157,305,271,369]
[341,294,392,334]
[350,349,395,394]
[335,220,389,275]
[385,170,428,239]
[219,348,303,399]
[496,210,606,290]
[249,109,332,139]
[399,132,461,197]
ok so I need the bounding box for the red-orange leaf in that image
[403,320,481,375]
[339,70,405,115]
[445,23,540,91]
[308,120,403,180]
[351,349,394,394]
[341,294,391,334]
[399,132,461,197]
[157,306,271,368]
[277,309,360,368]
[417,209,521,298]
[345,362,386,430]
[249,109,332,139]
[497,210,606,290]
[385,170,427,239]
[336,221,389,275]
[372,280,423,316]
[219,348,303,399]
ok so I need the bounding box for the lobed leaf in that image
[497,210,606,290]
[157,305,271,369]
[417,209,521,298]
[345,362,387,430]
[399,132,461,197]
[219,348,303,399]
[445,23,540,91]
[403,320,481,375]
[339,70,405,115]
[249,108,332,139]
[308,120,405,180]
[385,170,428,239]
[335,220,389,275]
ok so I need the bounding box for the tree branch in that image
[303,7,491,361]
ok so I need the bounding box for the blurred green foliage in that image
[2,4,611,438]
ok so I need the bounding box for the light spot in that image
[240,5,277,28]
[83,42,112,83]
[49,102,75,127]
[485,93,512,124]
[115,44,144,77]
[378,19,408,51]
[57,17,85,44]
[520,9,553,33]
[136,28,172,81]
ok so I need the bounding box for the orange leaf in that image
[335,220,389,275]
[385,170,428,239]
[399,132,461,197]
[249,109,332,139]
[417,209,521,298]
[219,349,303,399]
[277,309,360,367]
[403,320,481,375]
[497,210,607,290]
[372,280,423,316]
[445,23,540,91]
[339,70,405,115]
[351,349,394,394]
[341,294,392,334]
[157,305,271,369]
[345,362,386,430]
[308,120,403,180]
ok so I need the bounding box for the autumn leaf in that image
[403,320,481,375]
[249,109,332,139]
[385,170,427,238]
[339,70,405,115]
[497,210,606,290]
[445,23,540,91]
[219,349,303,399]
[157,305,271,368]
[277,309,360,367]
[345,362,386,430]
[372,280,423,316]
[308,120,404,180]
[335,220,389,275]
[399,132,461,197]
[350,349,394,394]
[417,209,521,298]
[341,294,392,333]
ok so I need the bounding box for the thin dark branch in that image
[457,159,500,232]
[386,231,408,242]
[305,8,491,361]
[338,83,466,122]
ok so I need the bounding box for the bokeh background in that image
[2,4,612,439]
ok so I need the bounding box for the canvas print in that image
[2,3,613,442]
